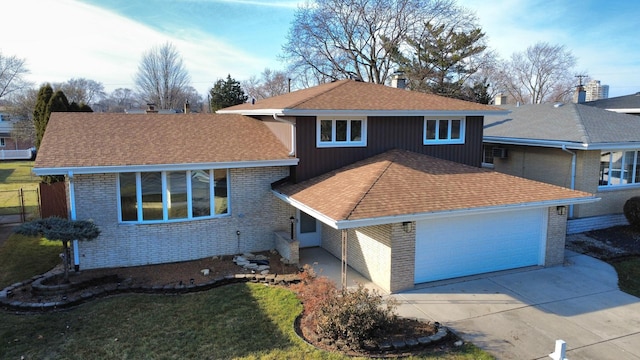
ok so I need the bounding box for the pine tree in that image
[209,74,248,111]
[33,84,54,150]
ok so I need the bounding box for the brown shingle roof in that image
[274,149,594,222]
[222,79,504,113]
[34,112,293,171]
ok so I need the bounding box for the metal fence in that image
[0,188,40,225]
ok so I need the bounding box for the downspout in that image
[272,114,296,156]
[561,145,577,218]
[68,171,80,271]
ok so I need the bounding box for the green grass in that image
[0,236,494,359]
[0,161,39,190]
[0,283,493,360]
[0,233,62,288]
[0,161,40,216]
[611,257,640,298]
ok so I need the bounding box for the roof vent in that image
[554,102,564,108]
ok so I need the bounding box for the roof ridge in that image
[572,103,593,144]
[288,80,351,109]
[345,151,396,220]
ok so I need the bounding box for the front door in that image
[297,210,321,247]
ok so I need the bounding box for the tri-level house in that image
[34,80,596,292]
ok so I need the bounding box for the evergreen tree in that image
[33,84,54,150]
[209,74,248,111]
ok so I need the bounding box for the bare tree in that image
[243,68,290,100]
[496,42,576,104]
[0,52,32,100]
[100,88,140,112]
[133,42,191,109]
[282,0,460,84]
[54,78,106,105]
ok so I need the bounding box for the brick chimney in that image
[184,100,190,114]
[494,93,508,105]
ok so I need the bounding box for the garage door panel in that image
[415,208,545,283]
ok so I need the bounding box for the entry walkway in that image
[299,247,640,359]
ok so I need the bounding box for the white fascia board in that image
[281,109,510,117]
[607,108,640,114]
[483,136,589,150]
[274,188,599,230]
[33,158,299,176]
[219,109,510,117]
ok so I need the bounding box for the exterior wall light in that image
[402,221,413,233]
[556,206,567,216]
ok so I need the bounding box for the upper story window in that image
[0,138,5,147]
[118,169,228,223]
[317,117,367,147]
[599,150,640,187]
[423,118,465,145]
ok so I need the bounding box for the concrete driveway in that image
[394,250,640,359]
[301,248,640,359]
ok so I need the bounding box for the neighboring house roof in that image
[273,149,596,229]
[219,79,508,117]
[584,92,640,114]
[484,103,640,150]
[34,112,297,175]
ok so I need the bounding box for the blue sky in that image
[3,0,639,98]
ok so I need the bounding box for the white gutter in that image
[67,171,80,270]
[485,136,640,151]
[561,145,577,218]
[273,189,599,230]
[272,114,296,156]
[33,158,300,176]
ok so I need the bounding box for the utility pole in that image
[575,74,587,86]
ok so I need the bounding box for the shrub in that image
[624,196,640,229]
[315,283,399,349]
[290,264,338,315]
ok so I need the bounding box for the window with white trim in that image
[317,117,366,147]
[0,138,5,147]
[423,118,465,144]
[599,150,640,187]
[118,169,228,223]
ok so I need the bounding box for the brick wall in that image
[72,167,291,269]
[321,224,393,292]
[492,145,640,220]
[321,222,416,293]
[389,222,415,293]
[545,207,567,266]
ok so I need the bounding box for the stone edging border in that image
[293,314,451,355]
[0,272,301,312]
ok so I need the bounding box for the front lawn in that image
[0,234,494,359]
[611,257,640,298]
[0,233,62,288]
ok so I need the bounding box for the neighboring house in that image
[584,92,640,115]
[484,102,640,234]
[0,112,35,160]
[34,80,595,293]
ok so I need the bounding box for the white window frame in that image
[423,117,465,145]
[599,150,640,189]
[116,169,230,224]
[316,117,367,147]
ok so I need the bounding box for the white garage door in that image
[414,208,546,284]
